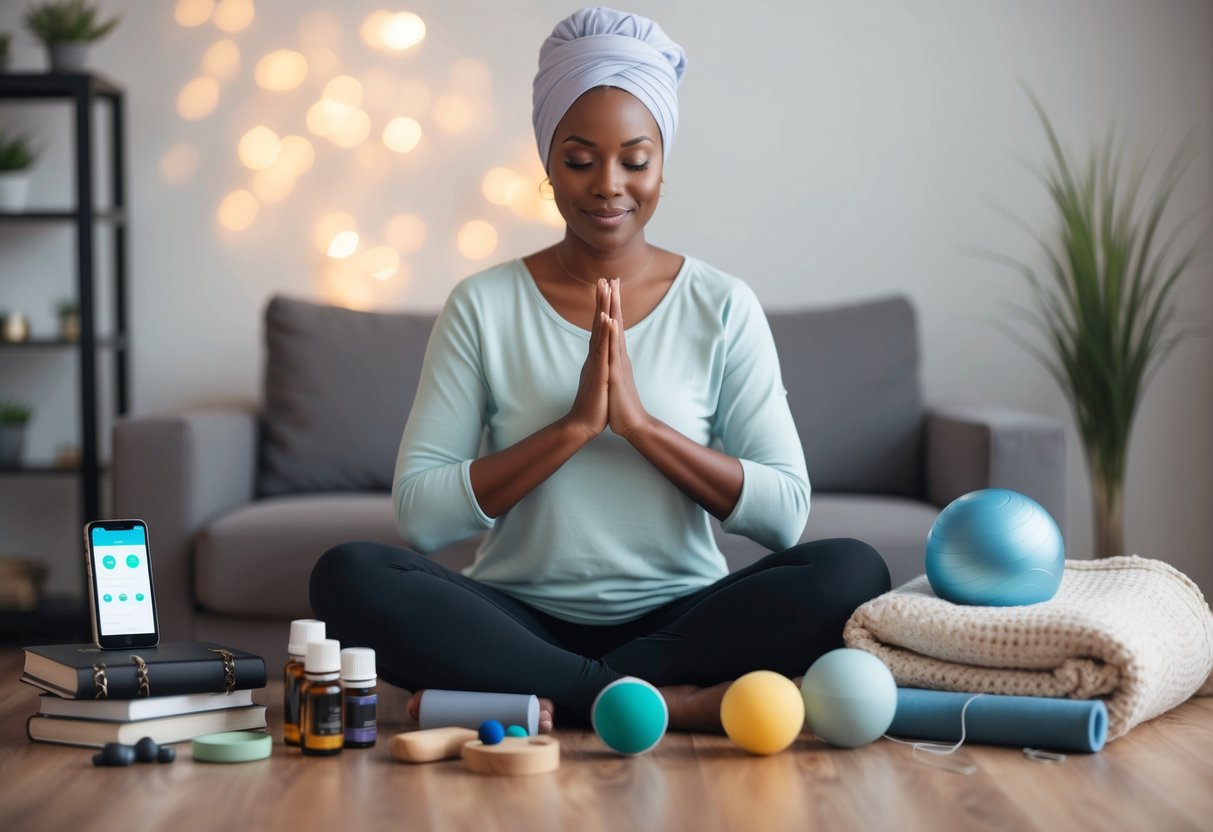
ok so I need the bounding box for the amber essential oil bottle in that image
[284,619,325,746]
[340,647,377,748]
[301,638,344,756]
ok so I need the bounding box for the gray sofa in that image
[114,294,1066,666]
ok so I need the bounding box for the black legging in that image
[309,538,890,723]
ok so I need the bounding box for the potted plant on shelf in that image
[56,298,80,341]
[0,400,33,468]
[0,130,39,212]
[23,0,121,74]
[991,90,1205,557]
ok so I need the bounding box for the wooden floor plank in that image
[1,648,1210,832]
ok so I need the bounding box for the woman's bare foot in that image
[659,681,732,733]
[405,690,556,734]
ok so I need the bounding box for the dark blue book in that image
[21,641,266,699]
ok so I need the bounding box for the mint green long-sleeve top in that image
[393,256,810,624]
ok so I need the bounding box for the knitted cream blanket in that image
[843,556,1213,740]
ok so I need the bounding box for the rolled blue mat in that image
[890,688,1108,753]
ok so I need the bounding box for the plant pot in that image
[0,171,32,211]
[47,41,91,74]
[59,311,81,342]
[0,424,26,468]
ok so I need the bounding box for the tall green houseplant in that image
[996,92,1204,557]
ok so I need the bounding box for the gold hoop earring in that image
[538,177,555,200]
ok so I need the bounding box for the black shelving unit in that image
[0,72,129,633]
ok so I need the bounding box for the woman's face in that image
[548,87,664,252]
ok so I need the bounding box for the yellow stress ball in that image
[720,670,806,755]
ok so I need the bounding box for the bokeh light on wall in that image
[253,165,296,203]
[323,75,364,106]
[327,231,360,259]
[449,59,491,96]
[238,125,280,170]
[432,94,474,134]
[385,214,426,253]
[218,189,258,231]
[314,212,357,253]
[159,143,200,185]
[362,11,427,53]
[457,220,498,260]
[255,50,308,92]
[174,0,214,28]
[177,77,220,120]
[212,0,254,34]
[304,47,343,80]
[328,107,372,148]
[383,117,422,154]
[297,11,342,50]
[360,246,401,280]
[360,67,399,110]
[482,167,524,206]
[276,135,315,176]
[201,39,240,80]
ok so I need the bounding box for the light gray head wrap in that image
[532,6,687,169]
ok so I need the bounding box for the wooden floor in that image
[1,648,1210,832]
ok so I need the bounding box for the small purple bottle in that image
[340,647,377,748]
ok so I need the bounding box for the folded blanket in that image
[843,556,1213,740]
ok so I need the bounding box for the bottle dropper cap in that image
[304,639,341,674]
[288,619,326,657]
[341,647,376,684]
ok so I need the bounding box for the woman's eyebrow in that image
[561,135,654,147]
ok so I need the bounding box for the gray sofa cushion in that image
[258,296,436,496]
[196,493,935,618]
[768,296,924,498]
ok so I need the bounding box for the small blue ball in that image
[478,719,505,745]
[592,677,668,755]
[926,489,1064,606]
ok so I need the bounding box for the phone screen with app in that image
[88,522,158,644]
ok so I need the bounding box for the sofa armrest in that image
[925,405,1067,535]
[113,407,258,642]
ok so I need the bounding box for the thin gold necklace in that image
[554,246,655,288]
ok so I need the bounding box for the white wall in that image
[1,0,1210,601]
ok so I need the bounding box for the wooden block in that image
[461,736,560,776]
[390,727,479,763]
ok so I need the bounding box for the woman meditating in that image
[310,6,890,732]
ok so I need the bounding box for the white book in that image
[27,704,267,748]
[36,689,254,721]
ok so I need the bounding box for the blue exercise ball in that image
[925,488,1064,606]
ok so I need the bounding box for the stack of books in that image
[21,641,268,747]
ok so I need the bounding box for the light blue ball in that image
[926,488,1064,606]
[591,677,668,755]
[801,649,897,748]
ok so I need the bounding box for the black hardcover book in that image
[21,641,266,699]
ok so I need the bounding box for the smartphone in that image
[84,519,160,649]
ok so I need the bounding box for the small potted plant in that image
[56,298,80,341]
[0,32,13,72]
[0,130,39,212]
[24,0,121,74]
[0,400,33,468]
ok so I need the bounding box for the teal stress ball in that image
[925,488,1064,606]
[800,649,897,748]
[592,677,668,755]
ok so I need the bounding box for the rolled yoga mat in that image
[418,690,540,736]
[889,688,1108,753]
